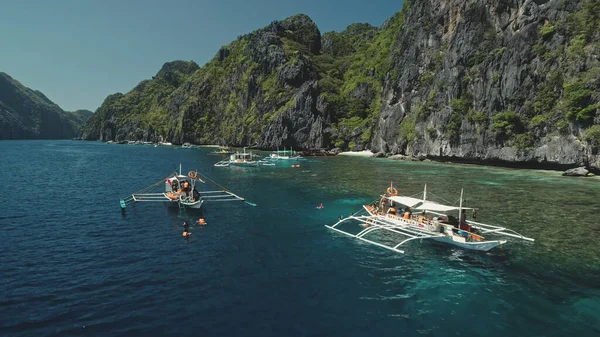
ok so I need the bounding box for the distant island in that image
[0,72,92,139]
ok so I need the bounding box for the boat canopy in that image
[415,201,473,212]
[387,196,422,208]
[386,195,473,212]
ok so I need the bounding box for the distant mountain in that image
[0,72,92,139]
[63,109,94,134]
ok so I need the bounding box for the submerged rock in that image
[562,167,589,177]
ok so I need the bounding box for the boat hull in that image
[166,200,203,210]
[430,236,506,251]
[182,199,203,209]
[230,162,258,167]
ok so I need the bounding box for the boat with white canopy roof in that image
[214,148,273,167]
[326,183,534,253]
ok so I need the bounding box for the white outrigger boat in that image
[326,184,534,253]
[119,164,255,211]
[268,148,301,160]
[214,148,273,167]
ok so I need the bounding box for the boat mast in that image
[423,184,427,202]
[459,188,464,223]
[179,163,182,176]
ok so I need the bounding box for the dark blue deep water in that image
[1,140,599,337]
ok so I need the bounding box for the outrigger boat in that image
[214,148,273,167]
[326,184,534,253]
[268,148,301,160]
[119,164,255,211]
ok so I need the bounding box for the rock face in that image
[82,1,600,170]
[372,0,600,170]
[0,72,92,139]
[82,14,330,149]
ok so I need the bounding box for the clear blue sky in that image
[1,0,405,112]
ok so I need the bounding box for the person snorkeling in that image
[183,221,192,237]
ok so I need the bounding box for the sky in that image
[0,0,405,112]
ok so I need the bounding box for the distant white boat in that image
[215,148,273,167]
[268,148,301,160]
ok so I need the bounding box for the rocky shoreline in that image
[347,150,599,177]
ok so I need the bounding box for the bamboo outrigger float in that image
[326,184,534,253]
[120,164,255,211]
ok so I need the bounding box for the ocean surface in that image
[1,140,599,337]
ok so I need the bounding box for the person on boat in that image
[403,207,411,219]
[182,181,191,197]
[169,179,178,193]
[387,205,397,215]
[193,188,200,202]
[459,210,472,232]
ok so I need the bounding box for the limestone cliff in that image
[373,0,600,170]
[81,1,600,169]
[82,15,331,149]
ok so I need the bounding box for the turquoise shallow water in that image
[0,140,599,336]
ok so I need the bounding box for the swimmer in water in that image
[316,203,324,209]
[197,218,207,226]
[183,221,192,236]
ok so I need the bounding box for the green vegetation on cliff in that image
[82,8,410,149]
[82,0,600,172]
